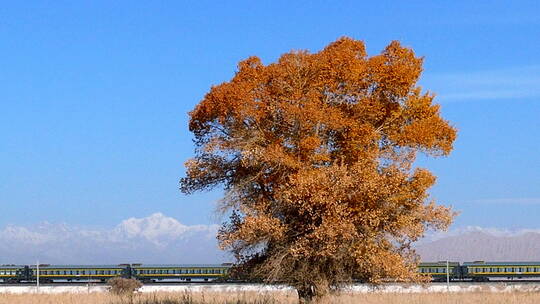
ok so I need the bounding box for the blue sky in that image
[1,1,539,233]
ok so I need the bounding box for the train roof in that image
[462,261,540,266]
[0,265,24,269]
[419,262,460,266]
[28,265,125,269]
[26,264,232,269]
[131,264,231,268]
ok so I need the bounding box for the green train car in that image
[418,262,461,281]
[462,261,540,281]
[0,265,26,283]
[29,265,128,283]
[131,264,230,282]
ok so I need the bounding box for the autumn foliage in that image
[180,37,457,301]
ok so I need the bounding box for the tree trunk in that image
[297,285,316,303]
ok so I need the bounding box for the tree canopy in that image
[180,37,457,302]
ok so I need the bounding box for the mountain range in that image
[2,213,539,264]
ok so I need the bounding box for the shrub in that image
[108,277,143,295]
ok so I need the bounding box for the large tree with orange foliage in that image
[180,37,457,302]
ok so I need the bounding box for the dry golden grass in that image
[1,291,540,304]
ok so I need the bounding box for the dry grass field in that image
[2,291,540,304]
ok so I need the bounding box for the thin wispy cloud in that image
[466,198,540,205]
[422,65,540,102]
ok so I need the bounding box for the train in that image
[2,261,540,283]
[0,264,231,283]
[418,261,540,282]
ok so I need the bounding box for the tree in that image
[180,37,457,302]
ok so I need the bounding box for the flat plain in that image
[2,291,540,304]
